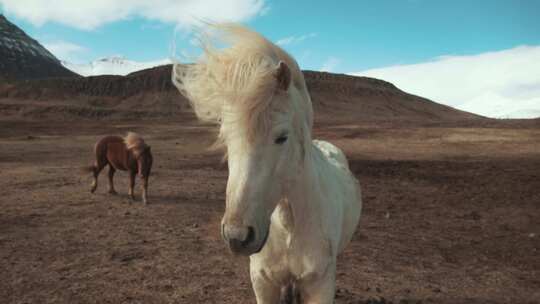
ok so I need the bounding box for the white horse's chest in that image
[250,210,336,284]
[250,141,361,295]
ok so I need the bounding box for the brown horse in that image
[84,132,153,204]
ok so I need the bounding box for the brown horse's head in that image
[134,145,153,177]
[125,132,153,177]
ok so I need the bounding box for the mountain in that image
[0,14,79,81]
[62,56,171,76]
[304,71,479,123]
[456,93,540,119]
[350,46,540,119]
[0,14,484,123]
[0,65,482,123]
[63,54,540,119]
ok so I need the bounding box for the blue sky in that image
[1,0,539,72]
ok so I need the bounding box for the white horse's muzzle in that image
[221,223,268,256]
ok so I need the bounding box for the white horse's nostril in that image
[223,225,257,254]
[242,226,255,246]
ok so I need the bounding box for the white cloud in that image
[42,40,87,62]
[320,56,340,72]
[351,46,540,119]
[0,0,267,30]
[276,32,317,46]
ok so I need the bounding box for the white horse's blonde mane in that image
[172,24,310,145]
[124,132,146,150]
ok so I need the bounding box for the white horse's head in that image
[173,24,313,255]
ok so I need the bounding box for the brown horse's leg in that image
[141,176,149,205]
[91,161,107,193]
[128,171,136,202]
[90,166,98,193]
[108,165,117,194]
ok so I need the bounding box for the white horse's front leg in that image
[250,263,282,304]
[298,261,337,304]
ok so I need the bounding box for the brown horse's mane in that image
[124,132,147,151]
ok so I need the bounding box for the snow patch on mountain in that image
[62,56,171,76]
[351,45,540,119]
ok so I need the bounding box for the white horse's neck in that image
[276,144,325,245]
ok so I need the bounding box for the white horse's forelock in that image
[172,23,311,145]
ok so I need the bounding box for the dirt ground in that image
[0,117,539,304]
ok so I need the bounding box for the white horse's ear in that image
[276,61,291,91]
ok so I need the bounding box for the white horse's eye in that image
[274,135,288,145]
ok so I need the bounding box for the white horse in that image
[172,24,362,303]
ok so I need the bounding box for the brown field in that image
[1,117,539,304]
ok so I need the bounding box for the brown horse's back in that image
[95,136,131,171]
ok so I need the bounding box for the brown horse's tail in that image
[81,165,96,174]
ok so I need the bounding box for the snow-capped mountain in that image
[62,56,171,76]
[351,46,540,119]
[0,14,78,80]
[456,92,540,119]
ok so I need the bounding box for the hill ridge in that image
[0,65,480,122]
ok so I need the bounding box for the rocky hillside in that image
[0,64,481,122]
[304,71,479,122]
[0,14,79,81]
